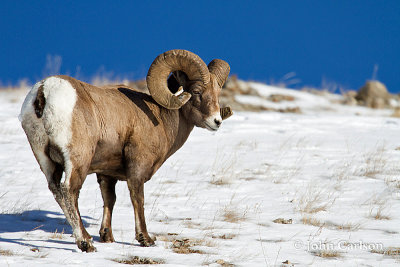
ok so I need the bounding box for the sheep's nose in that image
[214,119,222,127]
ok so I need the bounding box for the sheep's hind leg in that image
[63,168,96,252]
[49,166,96,252]
[97,174,117,243]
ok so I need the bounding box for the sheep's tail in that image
[33,84,46,118]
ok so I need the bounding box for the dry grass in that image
[367,196,391,220]
[222,206,247,223]
[111,255,164,265]
[272,165,302,184]
[385,178,400,189]
[171,239,206,254]
[211,233,237,240]
[183,219,202,229]
[311,249,341,258]
[371,247,400,257]
[215,259,235,266]
[222,209,241,223]
[49,228,65,239]
[209,151,237,186]
[268,94,295,102]
[30,248,49,258]
[0,196,32,214]
[0,248,14,256]
[330,222,361,231]
[360,144,388,178]
[156,233,215,255]
[369,205,391,220]
[273,218,293,224]
[296,184,336,214]
[301,216,324,227]
[301,216,361,231]
[210,176,232,186]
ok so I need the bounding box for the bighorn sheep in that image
[19,50,232,252]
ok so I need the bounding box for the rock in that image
[355,81,390,109]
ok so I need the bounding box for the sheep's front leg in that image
[97,174,117,243]
[125,145,155,247]
[127,177,155,246]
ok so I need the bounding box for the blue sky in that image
[1,1,399,92]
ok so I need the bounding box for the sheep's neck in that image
[160,108,194,159]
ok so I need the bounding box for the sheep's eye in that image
[193,90,201,95]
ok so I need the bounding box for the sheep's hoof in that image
[78,240,97,252]
[136,233,155,247]
[99,228,115,243]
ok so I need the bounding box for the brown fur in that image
[32,70,226,252]
[34,84,45,118]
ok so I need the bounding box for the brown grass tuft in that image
[215,259,235,266]
[210,176,231,186]
[222,207,247,223]
[268,94,295,102]
[331,222,361,231]
[361,145,388,178]
[369,204,391,220]
[49,228,65,239]
[220,201,249,224]
[211,233,236,240]
[371,247,400,257]
[223,209,241,223]
[111,255,164,265]
[311,249,341,258]
[0,248,14,256]
[296,186,336,214]
[273,218,293,224]
[156,234,214,255]
[171,239,205,254]
[301,216,324,227]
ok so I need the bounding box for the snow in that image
[0,84,399,266]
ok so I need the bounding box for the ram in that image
[19,50,232,252]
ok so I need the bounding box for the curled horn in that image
[208,59,230,88]
[220,106,233,120]
[209,59,232,120]
[147,50,210,109]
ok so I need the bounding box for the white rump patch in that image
[20,77,77,185]
[42,77,77,184]
[19,81,55,179]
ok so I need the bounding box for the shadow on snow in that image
[0,209,132,250]
[0,210,91,251]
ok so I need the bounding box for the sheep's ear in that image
[220,106,233,120]
[167,71,188,94]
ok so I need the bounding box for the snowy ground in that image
[0,84,399,266]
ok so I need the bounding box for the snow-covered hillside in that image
[0,83,399,266]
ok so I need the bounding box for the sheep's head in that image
[147,49,232,131]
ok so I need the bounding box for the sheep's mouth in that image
[204,122,219,132]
